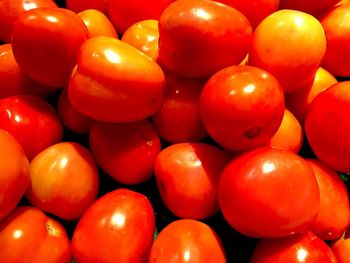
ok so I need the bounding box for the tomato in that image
[200,65,284,152]
[66,0,107,14]
[107,0,174,34]
[0,206,71,263]
[279,0,341,15]
[307,159,350,240]
[248,9,327,93]
[158,0,252,77]
[305,81,350,172]
[151,73,208,143]
[251,231,337,263]
[0,129,30,221]
[72,188,155,263]
[218,147,320,238]
[331,231,350,262]
[321,4,350,77]
[68,36,165,122]
[78,9,118,38]
[89,119,161,185]
[154,143,229,220]
[121,19,159,61]
[0,0,57,43]
[12,7,89,87]
[149,219,226,263]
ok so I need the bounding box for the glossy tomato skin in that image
[149,219,227,263]
[0,95,63,160]
[89,119,161,185]
[251,231,338,263]
[154,143,229,219]
[68,36,165,123]
[305,81,350,172]
[72,189,155,263]
[12,7,89,87]
[0,129,30,221]
[200,65,284,152]
[66,0,107,13]
[0,206,71,263]
[25,142,99,221]
[158,0,252,78]
[0,0,57,43]
[331,231,350,262]
[219,147,320,238]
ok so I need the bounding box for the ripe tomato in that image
[305,81,350,172]
[12,7,89,87]
[89,119,161,185]
[0,206,71,263]
[68,36,165,123]
[158,0,252,77]
[66,0,107,14]
[200,65,284,152]
[331,231,350,262]
[154,143,229,219]
[218,147,320,238]
[279,0,341,15]
[151,73,208,143]
[307,159,350,240]
[248,9,327,93]
[72,189,155,263]
[0,129,30,221]
[0,95,63,160]
[251,231,338,263]
[149,219,226,263]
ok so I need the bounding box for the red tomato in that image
[305,81,350,172]
[0,0,57,43]
[57,88,93,134]
[0,206,71,263]
[280,0,341,15]
[68,36,165,122]
[25,142,99,221]
[218,147,320,238]
[0,129,30,221]
[158,0,252,77]
[331,231,350,262]
[151,73,208,143]
[89,119,161,185]
[12,7,88,87]
[149,219,226,263]
[66,0,107,14]
[107,0,174,34]
[0,95,63,160]
[251,231,338,263]
[200,65,284,151]
[72,189,155,263]
[154,143,229,219]
[307,159,350,240]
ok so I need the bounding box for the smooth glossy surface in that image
[331,231,350,262]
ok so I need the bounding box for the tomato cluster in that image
[1,0,350,262]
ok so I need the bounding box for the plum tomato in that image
[68,36,165,123]
[149,219,226,263]
[218,147,320,238]
[158,0,252,77]
[89,119,161,185]
[0,206,71,263]
[72,189,155,263]
[11,7,89,87]
[331,230,350,263]
[200,65,284,152]
[0,129,30,221]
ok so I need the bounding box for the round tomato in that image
[331,231,350,263]
[66,0,107,13]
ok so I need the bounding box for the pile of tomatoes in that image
[1,0,350,262]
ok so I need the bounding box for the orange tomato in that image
[331,231,350,263]
[66,0,107,14]
[249,9,327,93]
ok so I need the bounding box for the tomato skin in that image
[331,231,350,263]
[89,119,161,185]
[0,129,30,221]
[218,147,320,238]
[280,0,341,15]
[68,36,165,123]
[305,81,350,172]
[200,65,284,152]
[0,206,71,263]
[12,7,89,87]
[66,0,107,13]
[154,143,229,220]
[158,0,252,78]
[149,219,227,263]
[251,231,338,263]
[72,189,155,263]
